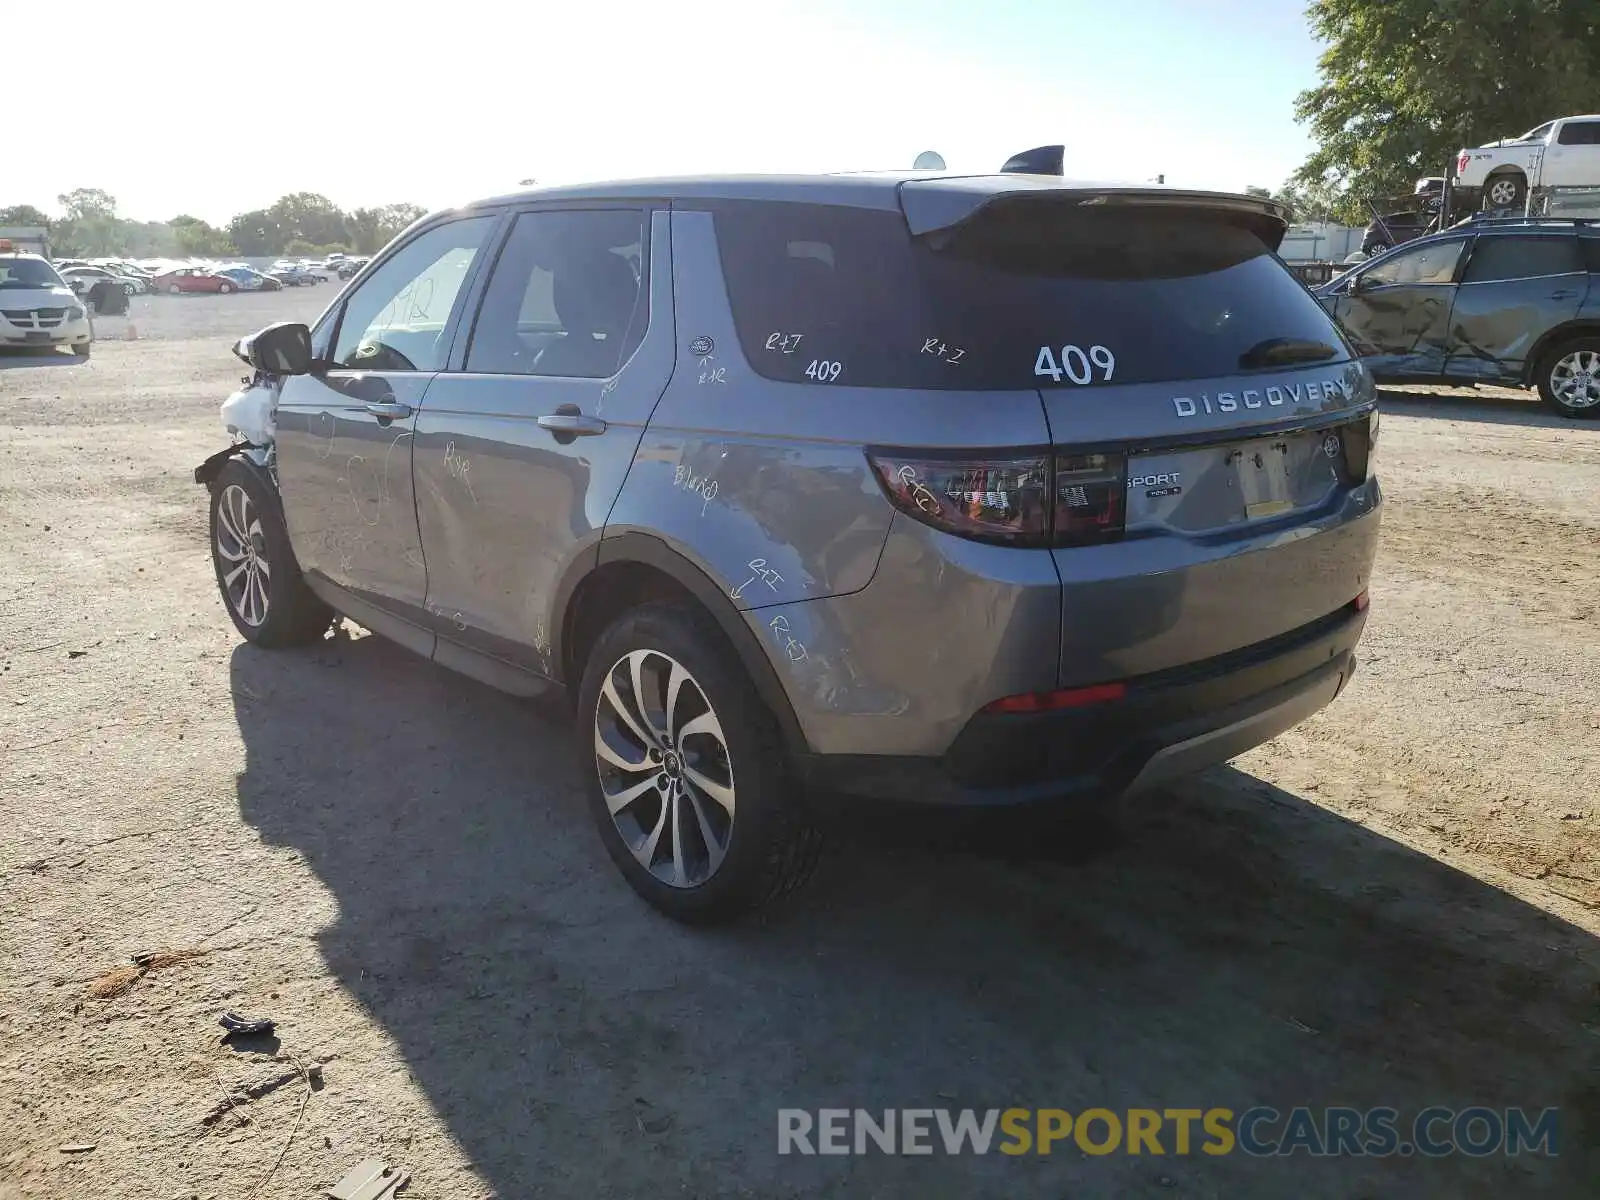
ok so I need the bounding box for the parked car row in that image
[44,254,371,297]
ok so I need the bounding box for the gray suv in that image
[197,170,1382,921]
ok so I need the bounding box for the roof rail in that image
[1456,215,1598,227]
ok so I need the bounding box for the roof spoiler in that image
[999,145,1064,175]
[900,182,1292,251]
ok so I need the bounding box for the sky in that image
[10,0,1325,226]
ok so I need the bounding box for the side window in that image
[1557,121,1600,146]
[332,216,495,372]
[1363,240,1465,287]
[465,209,646,379]
[1462,236,1584,283]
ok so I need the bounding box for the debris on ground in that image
[57,1143,97,1154]
[200,1066,301,1127]
[86,947,207,999]
[328,1157,410,1200]
[219,1011,276,1037]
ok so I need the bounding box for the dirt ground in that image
[1,290,1596,1199]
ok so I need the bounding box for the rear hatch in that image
[895,185,1378,684]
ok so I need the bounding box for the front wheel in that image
[122,282,136,296]
[1536,338,1600,419]
[209,458,334,646]
[577,603,821,923]
[71,341,91,358]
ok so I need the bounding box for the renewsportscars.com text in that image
[778,1106,1559,1158]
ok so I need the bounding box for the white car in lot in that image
[0,244,93,357]
[1456,115,1600,211]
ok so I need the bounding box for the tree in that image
[268,192,349,249]
[170,215,235,257]
[0,204,52,228]
[229,209,285,257]
[1244,185,1273,199]
[347,203,426,254]
[54,188,122,255]
[1294,0,1600,218]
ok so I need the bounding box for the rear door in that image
[412,205,672,677]
[1444,233,1588,383]
[1546,119,1600,187]
[1327,237,1469,377]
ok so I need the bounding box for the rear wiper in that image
[1239,338,1339,369]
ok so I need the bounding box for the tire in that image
[122,282,136,296]
[218,282,233,294]
[208,458,334,646]
[1363,239,1390,256]
[1534,336,1600,419]
[1483,172,1527,211]
[577,602,821,923]
[168,284,182,295]
[71,341,91,358]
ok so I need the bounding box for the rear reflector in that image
[982,681,1127,714]
[1353,590,1369,612]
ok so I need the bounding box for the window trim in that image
[1556,120,1600,147]
[319,210,508,375]
[1458,233,1586,286]
[453,200,655,378]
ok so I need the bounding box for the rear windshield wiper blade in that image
[1239,338,1339,369]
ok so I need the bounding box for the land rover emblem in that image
[689,335,715,357]
[1323,433,1342,458]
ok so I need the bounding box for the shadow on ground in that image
[0,347,87,370]
[229,632,1597,1199]
[1377,385,1586,429]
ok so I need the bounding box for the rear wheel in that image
[1536,337,1600,419]
[209,459,334,646]
[121,282,136,296]
[1362,238,1390,256]
[218,282,233,294]
[577,602,821,923]
[1484,172,1527,211]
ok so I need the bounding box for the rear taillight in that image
[1337,410,1378,483]
[869,450,1125,547]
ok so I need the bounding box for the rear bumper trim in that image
[798,603,1365,808]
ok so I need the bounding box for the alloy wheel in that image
[1487,178,1520,208]
[593,649,736,888]
[1550,349,1600,410]
[215,484,271,626]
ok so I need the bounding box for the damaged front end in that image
[194,321,310,488]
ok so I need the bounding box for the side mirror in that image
[232,321,312,375]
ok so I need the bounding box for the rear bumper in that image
[799,601,1365,807]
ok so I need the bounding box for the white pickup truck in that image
[1456,115,1600,211]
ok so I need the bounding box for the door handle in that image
[1549,289,1579,300]
[364,400,413,420]
[537,408,607,437]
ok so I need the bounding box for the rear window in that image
[711,199,1348,390]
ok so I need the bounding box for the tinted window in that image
[1462,235,1583,283]
[0,257,64,289]
[1362,240,1465,287]
[332,217,494,372]
[466,209,645,378]
[712,200,1347,389]
[1584,238,1600,273]
[1557,120,1600,146]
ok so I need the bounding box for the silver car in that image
[196,167,1382,922]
